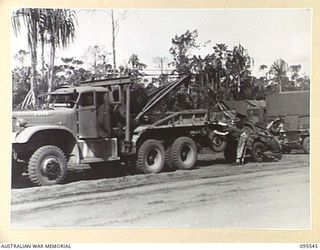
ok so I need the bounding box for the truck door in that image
[77,91,98,138]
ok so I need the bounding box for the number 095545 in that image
[300,244,318,248]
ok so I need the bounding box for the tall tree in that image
[289,64,302,86]
[108,10,129,75]
[12,50,31,108]
[269,59,288,92]
[38,10,48,79]
[119,54,147,78]
[169,29,199,75]
[118,54,148,113]
[211,43,231,100]
[259,64,268,78]
[154,56,167,75]
[46,9,76,93]
[228,44,254,97]
[12,8,43,108]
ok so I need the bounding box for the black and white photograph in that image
[10,8,311,229]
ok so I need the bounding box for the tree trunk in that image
[21,46,37,109]
[41,34,45,78]
[237,63,241,93]
[22,43,38,108]
[30,47,37,93]
[111,10,116,75]
[48,43,55,93]
[279,77,282,92]
[22,20,38,108]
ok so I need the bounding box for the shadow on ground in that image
[11,151,305,189]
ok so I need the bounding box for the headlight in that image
[12,117,27,132]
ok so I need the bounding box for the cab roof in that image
[51,86,109,94]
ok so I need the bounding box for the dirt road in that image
[11,153,310,229]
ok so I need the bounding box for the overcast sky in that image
[11,8,312,77]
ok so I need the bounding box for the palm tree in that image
[127,54,146,76]
[259,64,267,75]
[269,59,288,92]
[12,8,76,107]
[211,43,231,100]
[230,44,253,95]
[46,9,76,93]
[12,8,44,108]
[38,10,48,79]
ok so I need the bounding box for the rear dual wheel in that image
[167,137,197,170]
[136,139,165,174]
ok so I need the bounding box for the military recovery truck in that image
[12,76,233,186]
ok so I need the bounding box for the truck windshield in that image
[41,93,79,109]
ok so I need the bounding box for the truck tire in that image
[165,144,175,170]
[251,141,265,162]
[136,139,165,174]
[303,137,310,154]
[170,137,197,170]
[28,145,68,186]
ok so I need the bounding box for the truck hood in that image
[13,108,77,129]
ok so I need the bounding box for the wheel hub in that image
[212,137,222,146]
[181,145,193,163]
[42,157,61,180]
[146,148,161,170]
[147,154,155,165]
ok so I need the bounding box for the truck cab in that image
[12,85,123,186]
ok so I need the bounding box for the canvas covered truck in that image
[12,76,235,186]
[266,91,310,154]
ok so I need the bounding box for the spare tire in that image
[209,133,227,152]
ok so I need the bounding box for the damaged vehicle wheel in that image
[251,141,265,162]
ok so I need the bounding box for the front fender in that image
[13,125,77,144]
[129,125,151,154]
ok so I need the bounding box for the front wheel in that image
[251,141,265,162]
[136,139,165,174]
[170,137,197,170]
[28,145,68,186]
